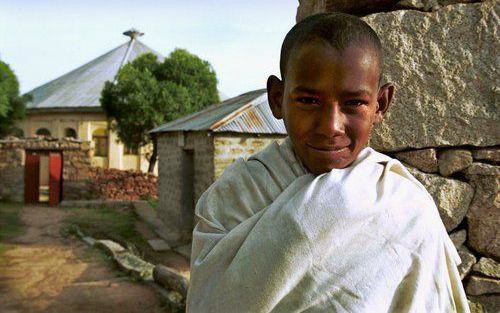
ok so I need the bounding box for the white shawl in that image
[187,138,469,313]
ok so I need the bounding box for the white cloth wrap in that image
[187,138,469,313]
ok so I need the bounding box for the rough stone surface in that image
[465,163,500,176]
[473,258,500,279]
[458,246,477,280]
[407,166,474,231]
[362,2,499,151]
[468,299,485,313]
[395,148,438,172]
[466,275,500,296]
[472,148,500,163]
[439,149,474,176]
[153,265,189,298]
[467,295,500,313]
[296,0,485,19]
[148,239,171,252]
[450,229,467,248]
[466,175,500,259]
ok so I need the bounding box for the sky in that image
[0,0,298,98]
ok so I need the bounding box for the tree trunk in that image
[148,137,158,173]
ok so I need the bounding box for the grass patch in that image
[0,202,24,241]
[64,206,148,256]
[141,194,157,210]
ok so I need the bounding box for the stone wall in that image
[0,137,93,202]
[297,1,499,310]
[0,139,25,202]
[157,131,215,245]
[213,134,286,178]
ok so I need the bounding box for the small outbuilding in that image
[150,89,287,244]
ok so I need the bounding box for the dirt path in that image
[0,205,164,313]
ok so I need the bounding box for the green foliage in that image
[64,206,147,250]
[101,49,219,152]
[0,61,30,137]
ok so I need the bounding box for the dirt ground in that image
[0,205,165,313]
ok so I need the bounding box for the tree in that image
[0,61,29,138]
[101,49,219,172]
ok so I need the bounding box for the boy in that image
[187,13,469,313]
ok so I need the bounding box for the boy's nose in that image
[316,103,345,136]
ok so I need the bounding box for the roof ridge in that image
[25,41,129,97]
[209,93,267,131]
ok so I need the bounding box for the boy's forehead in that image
[285,39,381,90]
[284,38,381,81]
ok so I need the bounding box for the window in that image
[92,128,108,157]
[124,145,139,155]
[64,128,77,139]
[36,128,51,137]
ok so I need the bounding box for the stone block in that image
[297,1,489,19]
[467,295,500,313]
[395,148,438,173]
[457,246,476,280]
[472,148,500,163]
[438,149,473,176]
[472,258,500,279]
[466,175,500,259]
[153,264,189,298]
[148,239,171,252]
[465,163,500,176]
[363,2,499,151]
[466,275,500,296]
[407,166,474,231]
[449,229,467,249]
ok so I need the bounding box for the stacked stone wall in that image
[298,0,499,310]
[0,137,93,202]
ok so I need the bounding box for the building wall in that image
[213,134,286,178]
[18,112,152,173]
[157,131,287,245]
[157,131,214,244]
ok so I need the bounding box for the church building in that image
[18,29,161,172]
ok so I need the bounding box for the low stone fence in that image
[0,137,93,202]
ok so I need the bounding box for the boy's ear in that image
[267,75,284,119]
[374,83,395,123]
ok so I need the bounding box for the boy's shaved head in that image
[280,13,383,81]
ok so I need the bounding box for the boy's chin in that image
[305,158,355,175]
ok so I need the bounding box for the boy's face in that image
[268,39,394,175]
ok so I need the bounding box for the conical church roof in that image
[26,32,163,112]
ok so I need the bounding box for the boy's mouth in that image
[305,143,350,157]
[306,143,349,152]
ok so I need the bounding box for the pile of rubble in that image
[89,168,157,201]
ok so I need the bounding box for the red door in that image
[25,152,40,204]
[49,152,62,206]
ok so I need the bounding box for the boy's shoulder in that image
[195,140,298,231]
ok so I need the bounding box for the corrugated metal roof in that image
[150,89,287,135]
[26,39,164,111]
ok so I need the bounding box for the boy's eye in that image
[296,97,320,105]
[344,100,367,106]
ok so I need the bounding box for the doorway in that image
[24,151,63,206]
[180,149,195,232]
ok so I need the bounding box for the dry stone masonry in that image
[298,0,499,310]
[0,137,93,201]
